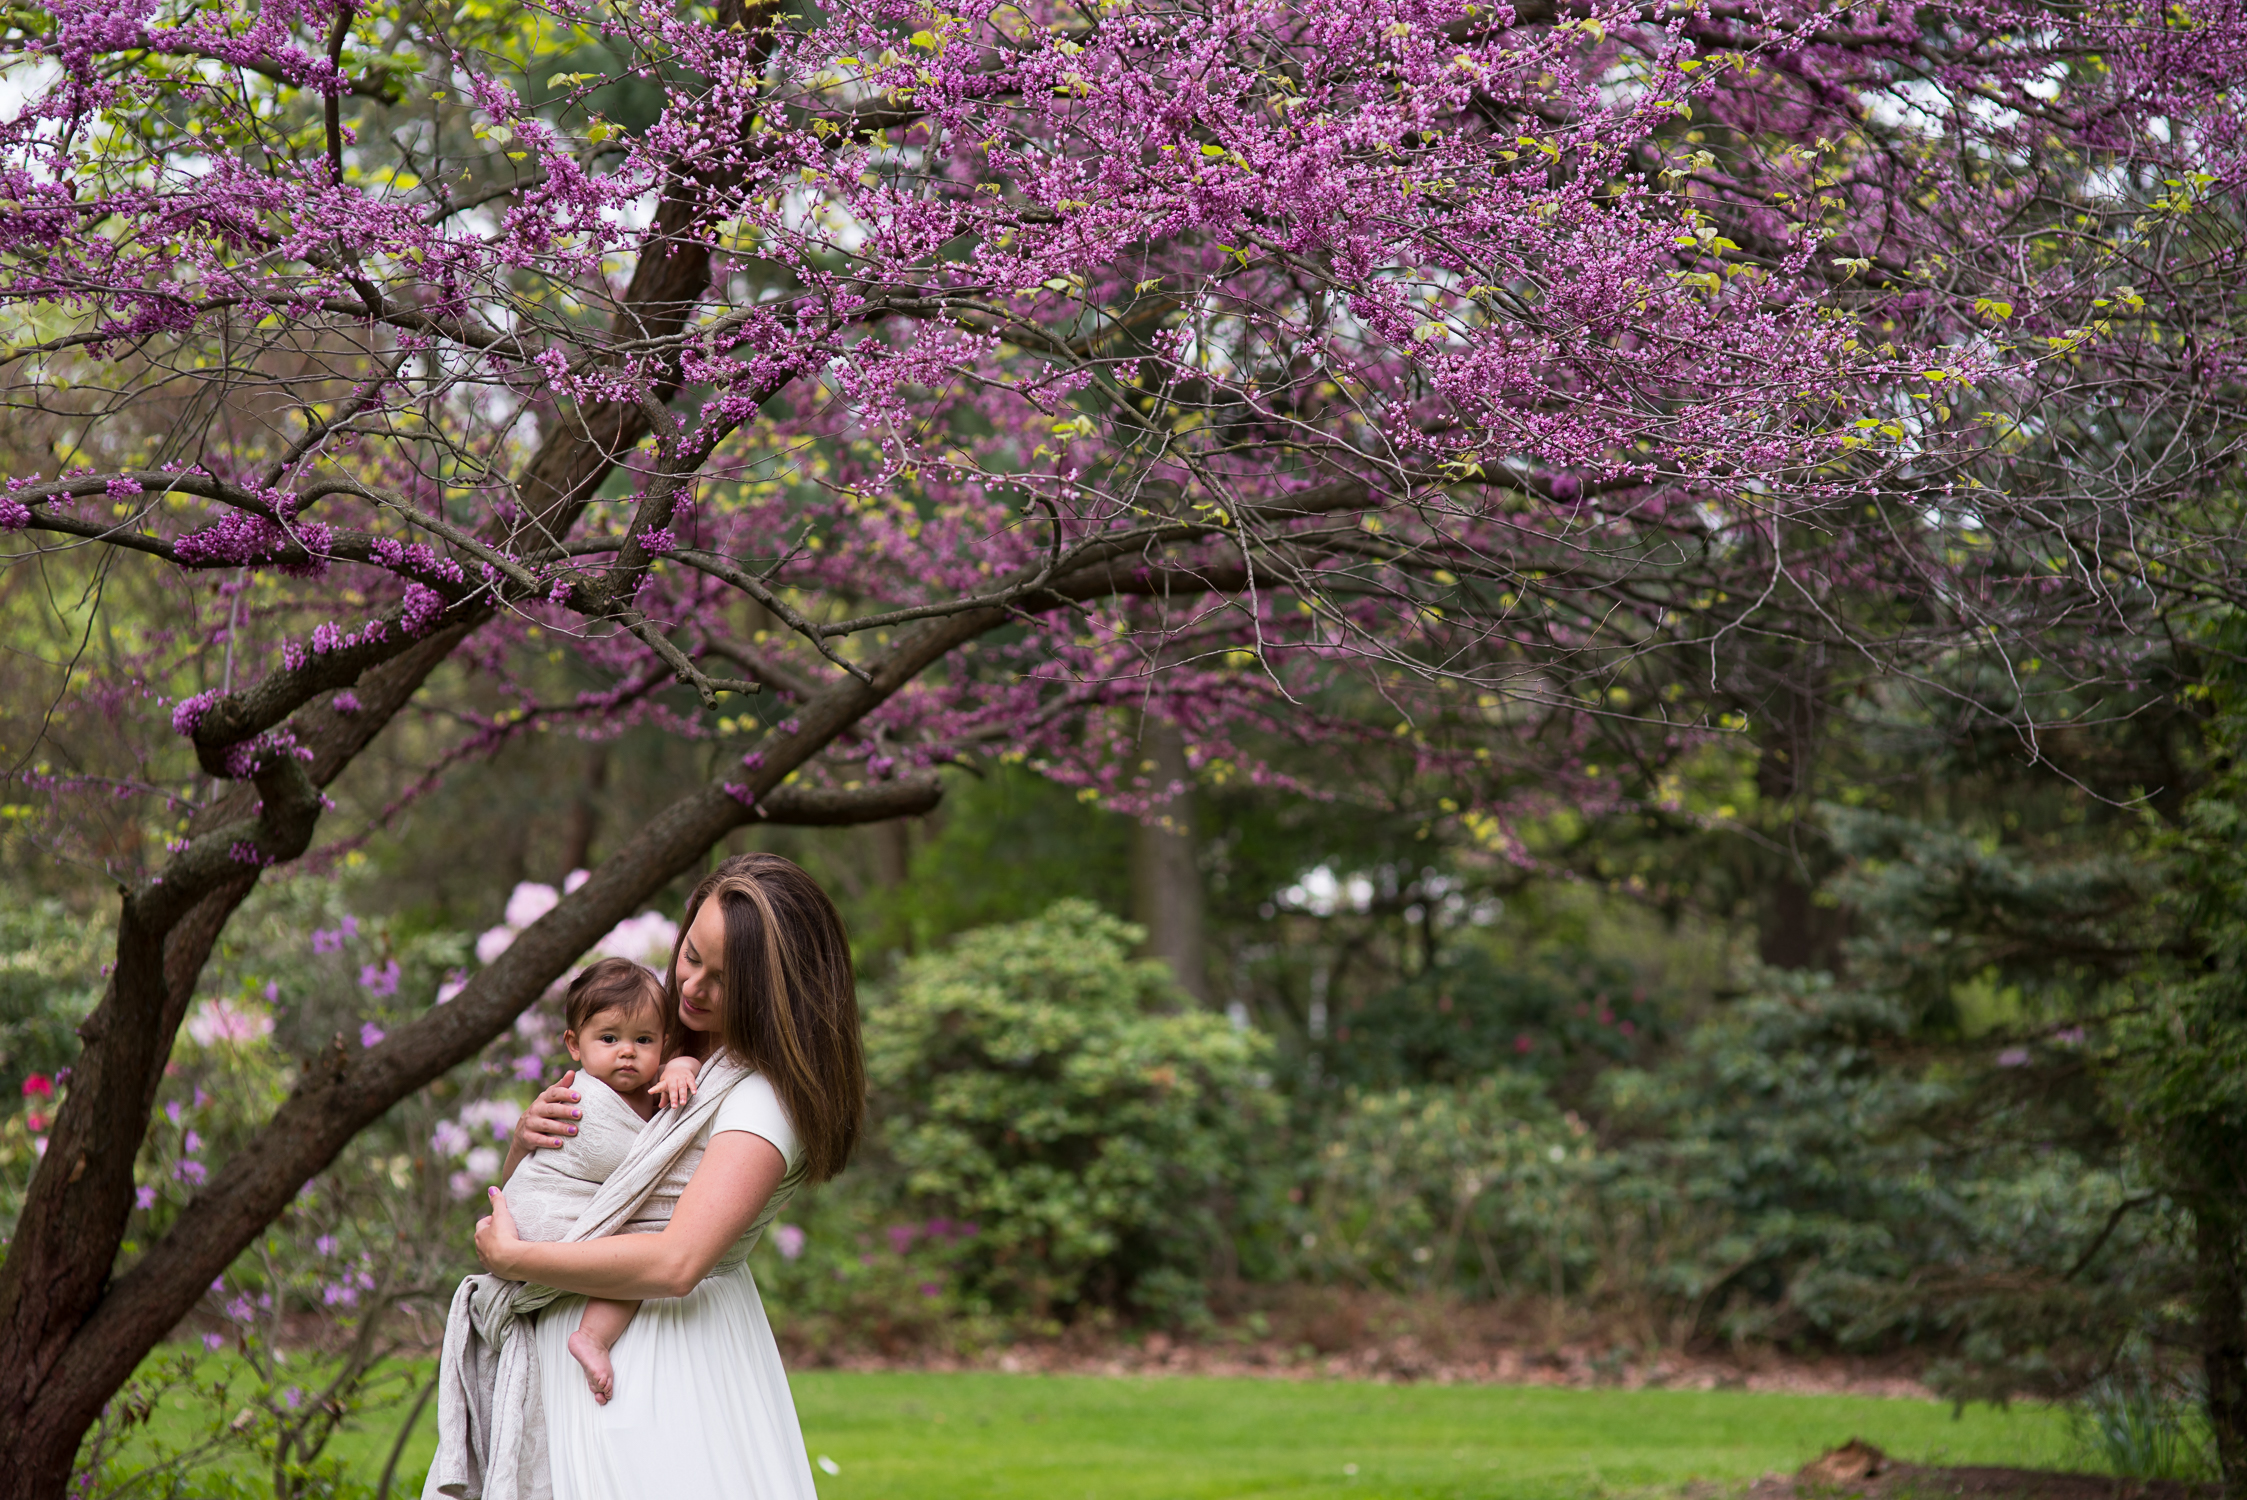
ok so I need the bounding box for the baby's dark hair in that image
[562,957,666,1036]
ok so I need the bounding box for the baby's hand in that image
[652,1055,702,1111]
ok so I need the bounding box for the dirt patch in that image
[1734,1442,2217,1500]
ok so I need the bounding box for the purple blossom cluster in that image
[170,690,220,738]
[174,511,333,576]
[220,729,312,780]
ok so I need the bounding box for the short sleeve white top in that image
[707,1070,801,1171]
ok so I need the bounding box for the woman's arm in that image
[474,1130,787,1300]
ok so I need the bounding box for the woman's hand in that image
[516,1071,582,1149]
[475,1186,524,1277]
[498,1071,581,1183]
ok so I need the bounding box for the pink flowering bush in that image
[752,1194,1005,1360]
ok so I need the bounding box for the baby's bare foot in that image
[567,1328,615,1406]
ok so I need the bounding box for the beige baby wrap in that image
[424,1054,752,1500]
[500,1072,646,1243]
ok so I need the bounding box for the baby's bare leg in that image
[566,1298,641,1406]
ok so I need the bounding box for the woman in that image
[474,853,863,1500]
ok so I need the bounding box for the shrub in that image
[2068,1372,2220,1482]
[1316,944,1660,1097]
[1596,971,2161,1371]
[749,1187,1000,1361]
[1290,1073,1598,1300]
[860,900,1279,1325]
[0,874,603,1498]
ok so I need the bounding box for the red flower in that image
[21,1073,53,1099]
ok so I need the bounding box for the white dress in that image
[531,1071,814,1500]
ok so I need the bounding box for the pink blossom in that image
[186,999,273,1047]
[311,915,358,954]
[504,882,560,929]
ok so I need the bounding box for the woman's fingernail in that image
[572,1109,582,1117]
[567,1126,577,1134]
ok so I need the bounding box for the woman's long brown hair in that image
[663,853,864,1183]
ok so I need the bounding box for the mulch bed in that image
[1742,1441,2218,1500]
[780,1287,1938,1397]
[788,1325,1936,1397]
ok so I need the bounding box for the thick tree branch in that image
[755,773,944,824]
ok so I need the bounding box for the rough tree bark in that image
[0,25,816,1474]
[0,624,475,1495]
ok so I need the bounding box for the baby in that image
[500,957,699,1405]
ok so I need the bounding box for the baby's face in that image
[564,1003,663,1096]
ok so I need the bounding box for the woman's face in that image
[675,898,728,1034]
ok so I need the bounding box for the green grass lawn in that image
[119,1356,2081,1500]
[792,1373,2077,1500]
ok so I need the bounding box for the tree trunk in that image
[872,818,912,888]
[1756,869,1847,972]
[561,745,611,875]
[0,87,786,1484]
[0,519,1170,1493]
[2202,1203,2247,1498]
[1132,718,1207,1001]
[1746,656,1847,974]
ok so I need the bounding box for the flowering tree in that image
[1,0,2243,1486]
